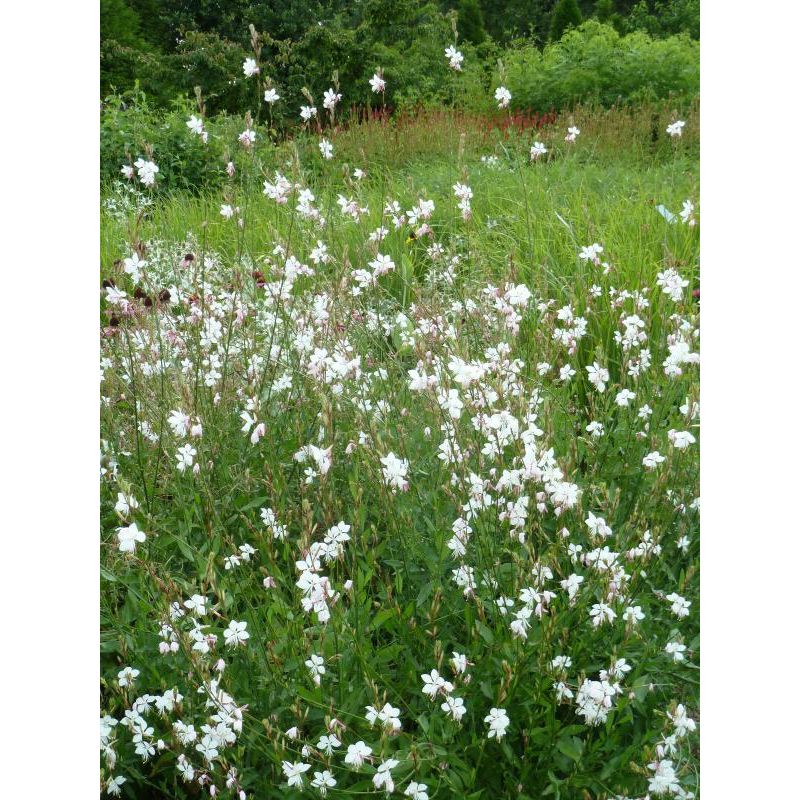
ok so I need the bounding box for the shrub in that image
[504,21,699,112]
[100,91,236,191]
[101,39,181,107]
[626,0,700,40]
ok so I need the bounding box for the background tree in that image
[458,0,488,44]
[550,0,583,41]
[126,0,174,50]
[594,0,614,22]
[100,0,145,49]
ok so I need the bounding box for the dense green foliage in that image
[504,21,699,112]
[100,1,700,115]
[628,0,700,39]
[101,94,698,193]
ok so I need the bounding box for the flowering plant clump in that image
[100,34,699,800]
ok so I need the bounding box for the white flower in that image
[196,734,219,763]
[311,770,337,795]
[373,758,399,793]
[323,88,341,111]
[134,158,159,187]
[484,707,510,739]
[590,602,617,627]
[441,694,466,722]
[666,120,686,138]
[656,268,689,301]
[530,141,547,160]
[305,653,326,685]
[451,652,468,674]
[565,126,580,142]
[243,58,259,77]
[561,573,584,601]
[643,451,666,469]
[168,409,191,437]
[510,605,532,639]
[668,429,696,449]
[576,678,618,726]
[183,594,208,616]
[452,182,473,201]
[186,115,204,135]
[319,138,334,160]
[615,388,636,407]
[369,253,395,277]
[238,129,256,147]
[123,252,147,283]
[405,782,429,800]
[586,421,604,438]
[606,658,632,681]
[106,776,126,796]
[665,641,687,662]
[300,105,318,121]
[317,734,341,755]
[586,362,609,393]
[117,666,139,687]
[220,204,235,220]
[623,605,645,624]
[114,492,139,517]
[381,452,409,492]
[445,45,464,70]
[263,87,280,104]
[282,760,311,788]
[421,669,453,699]
[344,740,372,768]
[551,655,572,671]
[579,243,604,264]
[176,443,197,472]
[117,522,146,554]
[223,620,250,647]
[648,759,681,794]
[369,72,386,93]
[494,86,512,109]
[365,702,401,731]
[554,681,574,702]
[668,703,697,737]
[665,592,691,618]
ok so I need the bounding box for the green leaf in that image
[556,734,584,762]
[476,620,495,644]
[100,566,118,583]
[371,608,395,632]
[172,534,195,563]
[416,580,434,609]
